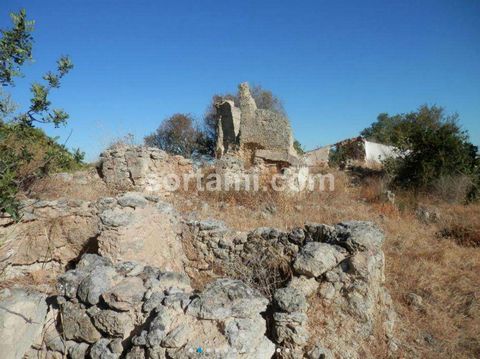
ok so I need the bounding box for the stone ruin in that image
[214,83,309,192]
[215,83,301,168]
[0,192,397,358]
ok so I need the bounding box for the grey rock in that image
[57,269,87,298]
[61,301,102,343]
[44,322,66,353]
[102,276,146,311]
[274,287,308,313]
[0,289,48,359]
[68,342,90,359]
[307,344,334,359]
[287,276,319,297]
[91,309,134,338]
[407,293,423,308]
[196,219,227,231]
[288,227,305,245]
[186,279,268,320]
[142,292,165,313]
[100,208,134,227]
[273,311,309,346]
[162,292,191,311]
[224,317,269,354]
[147,328,165,348]
[132,330,148,346]
[117,192,148,209]
[293,242,347,278]
[125,346,146,359]
[126,346,146,359]
[161,324,189,348]
[77,254,113,272]
[155,272,191,292]
[77,266,118,305]
[97,197,117,211]
[334,221,384,252]
[304,223,336,242]
[109,338,124,354]
[146,347,167,359]
[115,261,145,277]
[90,338,118,359]
[318,282,336,300]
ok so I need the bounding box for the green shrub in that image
[0,9,77,219]
[363,105,479,199]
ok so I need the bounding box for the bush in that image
[144,113,212,158]
[432,174,475,204]
[0,123,84,218]
[0,9,76,219]
[363,105,479,198]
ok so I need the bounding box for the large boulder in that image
[0,199,100,280]
[0,289,48,359]
[97,195,186,273]
[98,145,192,194]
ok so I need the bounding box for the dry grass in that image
[25,167,113,201]
[169,168,480,358]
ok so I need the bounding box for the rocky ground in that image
[1,145,479,358]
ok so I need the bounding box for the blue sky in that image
[2,0,479,161]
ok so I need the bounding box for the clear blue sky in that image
[2,0,479,161]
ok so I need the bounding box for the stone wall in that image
[98,145,192,194]
[1,197,398,359]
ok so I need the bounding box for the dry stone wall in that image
[1,204,397,359]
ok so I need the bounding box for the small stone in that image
[76,254,113,271]
[407,293,423,308]
[288,228,305,245]
[57,270,87,299]
[100,208,134,227]
[90,339,118,359]
[318,282,336,300]
[186,279,268,320]
[109,339,124,354]
[125,346,145,359]
[288,276,319,297]
[61,302,102,343]
[77,266,118,305]
[274,287,308,313]
[161,324,190,348]
[91,309,134,338]
[68,342,90,359]
[143,292,165,313]
[293,242,347,278]
[117,192,148,209]
[102,276,146,311]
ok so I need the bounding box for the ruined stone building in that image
[215,83,300,168]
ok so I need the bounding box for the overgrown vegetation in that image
[361,105,479,202]
[0,9,80,220]
[144,113,211,158]
[328,137,366,168]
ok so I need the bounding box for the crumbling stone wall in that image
[1,198,397,358]
[99,145,192,194]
